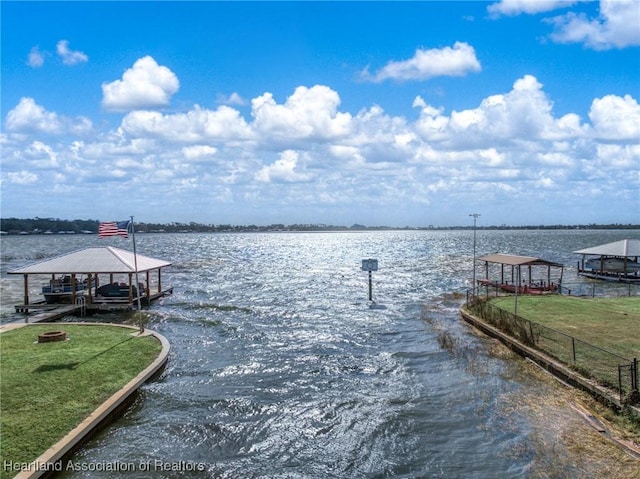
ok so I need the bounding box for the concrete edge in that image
[0,322,29,333]
[459,306,624,409]
[5,322,170,479]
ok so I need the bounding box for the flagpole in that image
[130,215,143,333]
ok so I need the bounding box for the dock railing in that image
[476,279,639,298]
[466,292,639,405]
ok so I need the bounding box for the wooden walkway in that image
[24,304,82,323]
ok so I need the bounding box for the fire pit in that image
[38,331,67,343]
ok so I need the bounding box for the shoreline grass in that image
[0,324,162,477]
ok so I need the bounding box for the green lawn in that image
[490,295,640,360]
[0,324,162,476]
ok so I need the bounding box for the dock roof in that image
[573,239,640,257]
[8,246,171,275]
[477,253,562,267]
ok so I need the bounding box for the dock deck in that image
[25,304,83,323]
[14,287,174,322]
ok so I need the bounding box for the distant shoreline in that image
[1,218,639,236]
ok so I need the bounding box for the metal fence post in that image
[619,365,624,403]
[572,337,576,362]
[528,320,535,346]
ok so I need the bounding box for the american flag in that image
[98,220,131,238]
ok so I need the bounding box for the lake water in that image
[1,229,639,478]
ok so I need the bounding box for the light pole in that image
[514,265,519,316]
[469,213,480,296]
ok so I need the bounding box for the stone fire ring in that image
[38,331,67,343]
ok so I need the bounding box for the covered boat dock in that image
[8,246,173,315]
[574,239,640,283]
[476,253,564,295]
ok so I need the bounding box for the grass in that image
[0,324,162,477]
[489,295,640,360]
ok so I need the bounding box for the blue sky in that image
[1,1,639,227]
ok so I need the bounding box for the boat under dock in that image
[577,269,640,284]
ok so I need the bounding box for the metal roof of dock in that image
[8,246,171,275]
[477,253,562,267]
[573,239,640,257]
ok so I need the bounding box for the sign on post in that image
[361,259,378,272]
[362,258,378,301]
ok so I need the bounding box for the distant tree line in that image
[0,217,100,234]
[0,217,638,235]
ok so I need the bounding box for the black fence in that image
[466,293,639,404]
[475,279,639,298]
[559,280,639,298]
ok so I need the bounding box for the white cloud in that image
[218,92,247,106]
[56,40,88,65]
[27,46,45,68]
[23,141,59,169]
[534,176,556,188]
[68,117,94,136]
[120,105,253,141]
[7,170,39,185]
[412,100,449,141]
[25,40,88,68]
[1,140,60,174]
[488,0,580,17]
[4,97,93,136]
[589,94,640,140]
[581,144,640,183]
[5,98,62,134]
[102,56,180,111]
[182,145,218,160]
[479,148,507,167]
[537,151,575,167]
[595,143,639,169]
[489,1,639,50]
[547,0,640,49]
[251,85,352,140]
[362,42,481,82]
[255,150,313,183]
[415,75,587,147]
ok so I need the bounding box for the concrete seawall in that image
[459,306,635,412]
